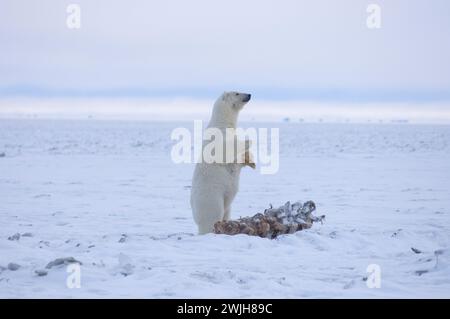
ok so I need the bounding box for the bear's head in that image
[220,91,251,110]
[209,91,251,128]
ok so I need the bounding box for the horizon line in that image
[1,86,450,103]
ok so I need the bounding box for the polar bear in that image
[190,91,254,234]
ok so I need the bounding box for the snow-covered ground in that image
[1,119,449,298]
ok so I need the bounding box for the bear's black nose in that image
[242,94,251,102]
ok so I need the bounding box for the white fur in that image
[190,91,252,234]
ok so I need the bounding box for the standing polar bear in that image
[191,91,254,234]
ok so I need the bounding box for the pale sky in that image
[1,0,450,101]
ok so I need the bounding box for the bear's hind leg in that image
[223,206,231,221]
[194,195,225,234]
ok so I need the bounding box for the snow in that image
[1,119,449,298]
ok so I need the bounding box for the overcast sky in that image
[1,0,450,101]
